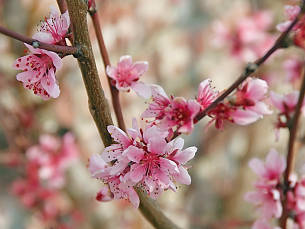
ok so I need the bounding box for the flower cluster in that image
[89,120,197,207]
[246,149,305,229]
[14,7,70,99]
[141,85,201,134]
[213,11,274,61]
[11,133,78,224]
[207,78,272,129]
[277,5,305,49]
[270,91,305,139]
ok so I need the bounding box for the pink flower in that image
[213,12,274,61]
[14,44,62,99]
[106,55,151,98]
[270,91,305,134]
[196,79,218,110]
[26,133,78,188]
[276,5,300,32]
[284,57,303,83]
[89,120,196,206]
[142,85,201,134]
[245,149,285,219]
[207,78,271,129]
[33,6,70,45]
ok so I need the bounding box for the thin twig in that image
[89,4,126,131]
[65,1,179,228]
[0,25,77,55]
[280,64,305,229]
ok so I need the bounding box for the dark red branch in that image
[0,25,77,55]
[280,63,305,228]
[89,4,126,131]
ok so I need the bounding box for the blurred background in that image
[0,0,304,228]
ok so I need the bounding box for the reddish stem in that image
[89,4,126,131]
[0,25,77,55]
[280,64,305,228]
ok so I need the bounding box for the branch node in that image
[245,62,258,75]
[31,40,40,48]
[73,45,85,59]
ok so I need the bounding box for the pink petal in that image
[265,149,286,175]
[131,61,148,76]
[247,78,268,101]
[32,32,55,44]
[174,166,191,185]
[131,81,152,98]
[127,188,140,208]
[249,158,266,177]
[173,146,197,164]
[107,125,131,148]
[16,71,40,84]
[127,164,145,183]
[101,144,123,162]
[270,91,285,112]
[232,109,261,125]
[147,137,167,155]
[248,101,272,115]
[89,154,108,178]
[118,55,133,69]
[106,66,117,79]
[41,68,60,98]
[123,145,145,163]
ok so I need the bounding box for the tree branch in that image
[280,64,305,229]
[0,25,77,55]
[89,3,126,131]
[65,1,179,228]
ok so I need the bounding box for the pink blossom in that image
[26,133,78,188]
[245,149,285,219]
[89,120,196,207]
[142,85,201,134]
[213,11,274,61]
[276,5,300,32]
[33,6,70,45]
[196,79,218,110]
[270,91,305,134]
[106,55,151,98]
[207,78,271,129]
[284,57,303,83]
[14,44,62,99]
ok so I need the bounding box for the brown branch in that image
[56,0,68,13]
[89,4,126,131]
[280,64,305,229]
[65,1,179,228]
[0,25,77,55]
[65,0,113,146]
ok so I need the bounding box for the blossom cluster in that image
[246,149,305,229]
[89,121,197,207]
[11,133,78,224]
[14,7,70,99]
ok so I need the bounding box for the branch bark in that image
[65,1,179,228]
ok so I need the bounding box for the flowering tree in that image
[2,0,305,228]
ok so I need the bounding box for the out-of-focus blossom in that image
[88,0,95,9]
[33,6,70,45]
[207,78,272,129]
[277,5,305,49]
[106,55,151,98]
[142,85,200,134]
[284,57,303,83]
[89,121,196,207]
[245,149,285,219]
[213,11,274,61]
[11,133,78,222]
[14,44,62,100]
[270,91,305,137]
